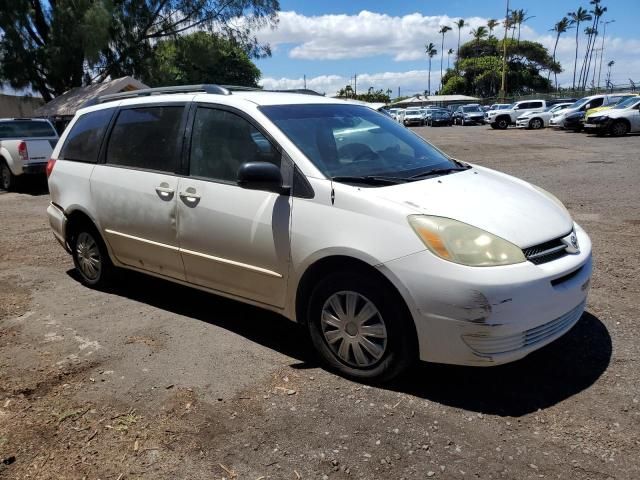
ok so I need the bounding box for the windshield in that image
[568,97,592,110]
[612,96,639,109]
[433,111,450,117]
[462,106,482,113]
[261,104,454,179]
[0,120,56,138]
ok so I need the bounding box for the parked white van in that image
[47,85,592,381]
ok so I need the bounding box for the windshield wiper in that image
[331,175,409,186]
[409,166,469,180]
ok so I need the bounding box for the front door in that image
[91,104,188,280]
[177,106,291,307]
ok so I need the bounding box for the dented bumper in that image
[378,224,592,366]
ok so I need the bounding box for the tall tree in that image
[487,19,500,38]
[549,17,572,89]
[0,0,280,101]
[605,60,614,88]
[425,42,437,94]
[439,25,452,90]
[143,32,261,87]
[568,7,592,90]
[455,19,466,72]
[447,48,455,70]
[470,27,489,92]
[582,2,607,90]
[511,9,534,44]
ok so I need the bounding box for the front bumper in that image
[463,116,485,125]
[404,119,423,125]
[378,223,592,366]
[515,118,530,128]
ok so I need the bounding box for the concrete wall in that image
[0,94,45,118]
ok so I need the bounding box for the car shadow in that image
[386,311,611,417]
[70,269,611,417]
[11,176,49,196]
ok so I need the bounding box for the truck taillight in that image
[46,158,56,178]
[18,141,28,161]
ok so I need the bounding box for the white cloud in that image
[257,10,640,94]
[260,70,436,97]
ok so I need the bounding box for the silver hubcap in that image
[321,291,388,368]
[76,232,101,280]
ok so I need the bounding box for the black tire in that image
[1,160,17,191]
[490,123,499,129]
[495,117,509,129]
[70,223,114,288]
[461,117,466,126]
[306,271,416,382]
[529,118,543,130]
[609,120,629,137]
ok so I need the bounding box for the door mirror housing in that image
[237,162,289,195]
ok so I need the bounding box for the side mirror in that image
[237,162,289,195]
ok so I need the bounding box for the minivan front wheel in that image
[307,272,415,382]
[71,226,113,287]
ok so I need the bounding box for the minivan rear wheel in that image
[71,225,114,287]
[609,120,630,137]
[307,271,415,382]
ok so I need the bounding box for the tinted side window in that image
[60,109,113,163]
[589,98,604,108]
[190,108,280,182]
[530,102,543,108]
[106,106,184,172]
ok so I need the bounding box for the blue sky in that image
[255,0,640,96]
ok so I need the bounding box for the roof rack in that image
[97,84,231,104]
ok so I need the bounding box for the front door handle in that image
[155,184,175,201]
[179,187,201,207]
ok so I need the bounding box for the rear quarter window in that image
[0,120,56,138]
[60,109,114,163]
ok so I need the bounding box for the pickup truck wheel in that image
[496,118,509,129]
[529,118,543,130]
[490,123,499,129]
[307,271,415,382]
[1,160,16,191]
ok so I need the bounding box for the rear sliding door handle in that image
[179,188,201,207]
[155,185,175,200]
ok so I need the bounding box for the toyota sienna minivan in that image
[47,84,592,381]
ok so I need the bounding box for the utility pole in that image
[499,0,510,102]
[303,74,306,89]
[354,74,357,95]
[398,86,400,98]
[597,20,615,90]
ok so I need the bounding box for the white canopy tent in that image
[390,94,480,107]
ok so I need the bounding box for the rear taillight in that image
[18,141,28,161]
[46,158,56,178]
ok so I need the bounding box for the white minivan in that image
[47,85,592,381]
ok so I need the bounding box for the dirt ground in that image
[1,125,639,479]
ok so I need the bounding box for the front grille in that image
[462,301,585,356]
[522,237,568,265]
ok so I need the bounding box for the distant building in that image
[34,76,148,132]
[0,93,44,118]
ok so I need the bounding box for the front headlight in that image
[408,216,526,267]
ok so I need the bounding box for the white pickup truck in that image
[0,118,59,191]
[485,99,548,129]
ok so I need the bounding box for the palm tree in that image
[487,19,500,38]
[455,19,465,72]
[580,26,597,90]
[606,60,614,88]
[568,7,592,90]
[425,42,438,94]
[511,9,534,44]
[439,25,452,90]
[549,17,572,89]
[583,3,607,90]
[469,27,488,93]
[447,48,454,70]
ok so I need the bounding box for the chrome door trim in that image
[180,247,283,278]
[104,229,282,278]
